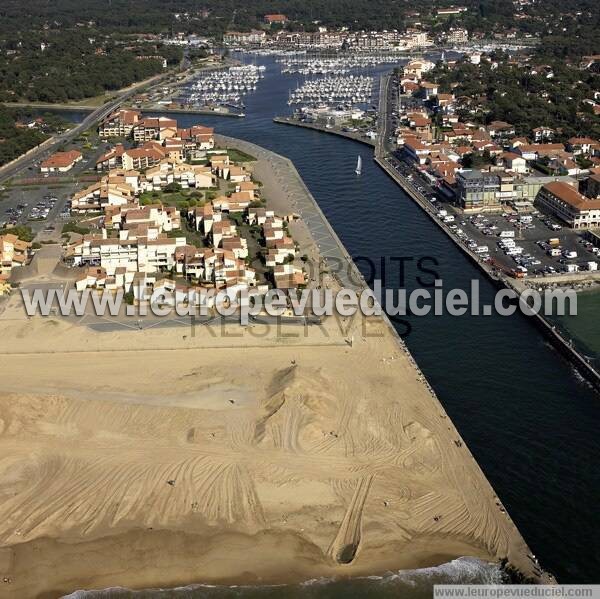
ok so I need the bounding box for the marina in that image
[173,64,266,112]
[287,74,374,106]
[278,53,403,75]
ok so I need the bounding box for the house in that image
[436,93,455,109]
[420,81,439,99]
[535,181,600,228]
[486,121,515,138]
[567,137,598,156]
[76,266,108,291]
[40,150,82,173]
[264,13,288,24]
[404,59,435,80]
[532,127,555,142]
[273,264,306,290]
[436,6,468,16]
[247,207,274,226]
[515,143,565,162]
[0,233,31,275]
[499,152,528,174]
[403,139,432,164]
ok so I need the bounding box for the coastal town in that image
[0,0,599,596]
[0,108,309,307]
[384,54,600,279]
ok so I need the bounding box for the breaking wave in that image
[62,557,504,598]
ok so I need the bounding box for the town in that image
[379,52,600,279]
[1,108,307,307]
[1,0,600,596]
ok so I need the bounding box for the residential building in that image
[0,234,31,275]
[132,117,178,142]
[567,137,599,156]
[71,179,136,212]
[456,170,503,211]
[535,181,600,228]
[177,125,215,151]
[444,28,468,44]
[264,13,288,24]
[96,143,126,170]
[121,144,166,170]
[69,234,187,275]
[223,30,266,45]
[99,109,141,138]
[498,152,528,174]
[40,150,82,173]
[532,127,555,142]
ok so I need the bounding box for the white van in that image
[498,230,515,238]
[443,215,455,223]
[475,245,489,254]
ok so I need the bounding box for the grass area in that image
[139,188,210,210]
[226,148,256,163]
[62,221,90,236]
[0,225,35,242]
[168,219,205,248]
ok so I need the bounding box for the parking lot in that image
[0,182,79,241]
[0,133,107,242]
[388,154,600,278]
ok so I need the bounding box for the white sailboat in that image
[355,155,362,175]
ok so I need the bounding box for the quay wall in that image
[374,155,600,392]
[273,117,376,147]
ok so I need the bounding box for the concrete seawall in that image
[273,117,376,147]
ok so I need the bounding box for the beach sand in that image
[0,310,538,598]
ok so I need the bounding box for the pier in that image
[273,116,375,147]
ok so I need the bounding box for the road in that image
[0,71,176,185]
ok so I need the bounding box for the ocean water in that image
[553,288,600,366]
[54,54,599,593]
[62,558,504,598]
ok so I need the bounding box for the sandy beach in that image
[0,308,540,598]
[0,141,542,598]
